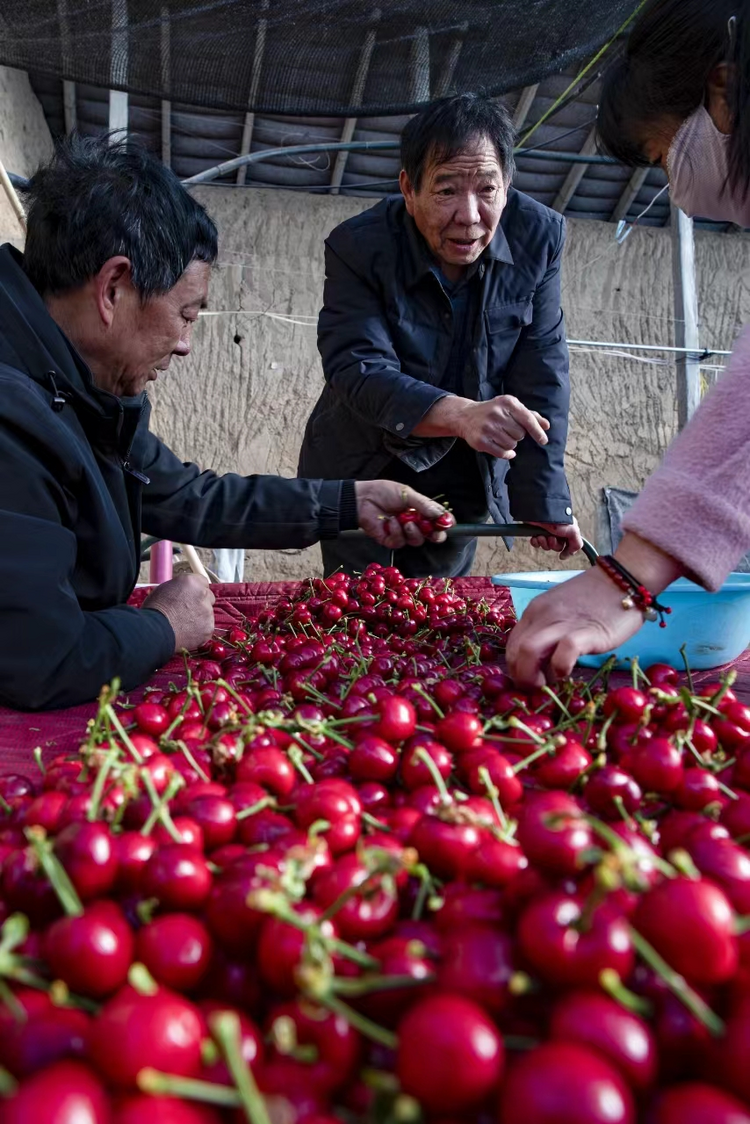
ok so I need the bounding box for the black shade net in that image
[0,0,638,118]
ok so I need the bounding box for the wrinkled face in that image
[106,260,210,397]
[400,135,508,281]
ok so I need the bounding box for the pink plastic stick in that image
[149,539,173,584]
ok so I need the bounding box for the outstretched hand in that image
[355,481,455,549]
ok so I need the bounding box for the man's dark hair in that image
[21,133,218,298]
[597,0,750,199]
[400,94,516,191]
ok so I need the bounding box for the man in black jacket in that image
[299,94,583,577]
[0,136,449,711]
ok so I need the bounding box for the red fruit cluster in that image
[262,563,511,640]
[1,572,750,1124]
[396,507,454,537]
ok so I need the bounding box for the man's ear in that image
[399,169,417,216]
[707,62,733,134]
[94,256,132,327]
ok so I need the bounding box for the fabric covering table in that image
[2,579,750,772]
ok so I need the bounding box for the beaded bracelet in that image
[596,554,672,628]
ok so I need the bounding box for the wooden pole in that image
[0,158,26,232]
[180,544,210,582]
[671,203,702,428]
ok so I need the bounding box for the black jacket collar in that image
[0,243,147,450]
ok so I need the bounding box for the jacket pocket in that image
[485,299,534,334]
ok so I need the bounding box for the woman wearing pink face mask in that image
[507,0,750,687]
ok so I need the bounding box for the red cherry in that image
[633,877,738,984]
[397,995,503,1113]
[499,1041,634,1124]
[549,991,657,1091]
[0,1061,110,1124]
[135,913,213,992]
[88,984,204,1088]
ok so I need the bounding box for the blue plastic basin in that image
[491,571,750,670]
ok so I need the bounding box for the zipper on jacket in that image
[121,400,150,484]
[122,459,150,485]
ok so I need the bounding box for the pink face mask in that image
[667,104,750,225]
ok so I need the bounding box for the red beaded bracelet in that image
[596,555,672,628]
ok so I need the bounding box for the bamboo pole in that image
[0,157,26,232]
[180,544,210,582]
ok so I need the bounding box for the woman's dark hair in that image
[21,133,218,298]
[597,0,750,197]
[400,94,516,190]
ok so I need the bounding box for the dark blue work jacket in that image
[299,189,574,525]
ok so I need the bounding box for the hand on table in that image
[142,573,216,652]
[527,518,583,559]
[355,481,455,549]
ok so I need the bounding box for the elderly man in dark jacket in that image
[0,136,449,711]
[299,94,582,577]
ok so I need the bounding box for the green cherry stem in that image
[628,926,725,1036]
[209,1011,273,1124]
[138,1069,241,1107]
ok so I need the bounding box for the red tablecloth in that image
[0,580,507,771]
[1,579,749,773]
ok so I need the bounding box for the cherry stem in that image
[316,865,388,926]
[612,795,637,831]
[87,741,122,822]
[32,746,46,776]
[128,961,159,995]
[412,685,444,719]
[138,1068,241,1107]
[0,1067,17,1096]
[24,827,83,918]
[287,746,314,785]
[675,644,694,693]
[216,679,254,717]
[599,968,653,1015]
[507,716,546,746]
[628,925,725,1036]
[410,863,433,921]
[0,914,28,955]
[175,739,211,783]
[331,973,434,997]
[248,891,379,968]
[596,712,617,753]
[582,814,677,881]
[140,772,185,838]
[289,732,324,761]
[105,705,143,765]
[709,671,737,709]
[682,735,708,768]
[512,742,555,775]
[313,990,398,1050]
[235,796,275,821]
[362,810,393,832]
[302,681,342,711]
[317,725,355,750]
[478,765,508,830]
[163,695,195,742]
[210,1011,272,1124]
[413,748,451,803]
[541,685,572,720]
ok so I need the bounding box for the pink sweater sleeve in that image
[622,325,750,592]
